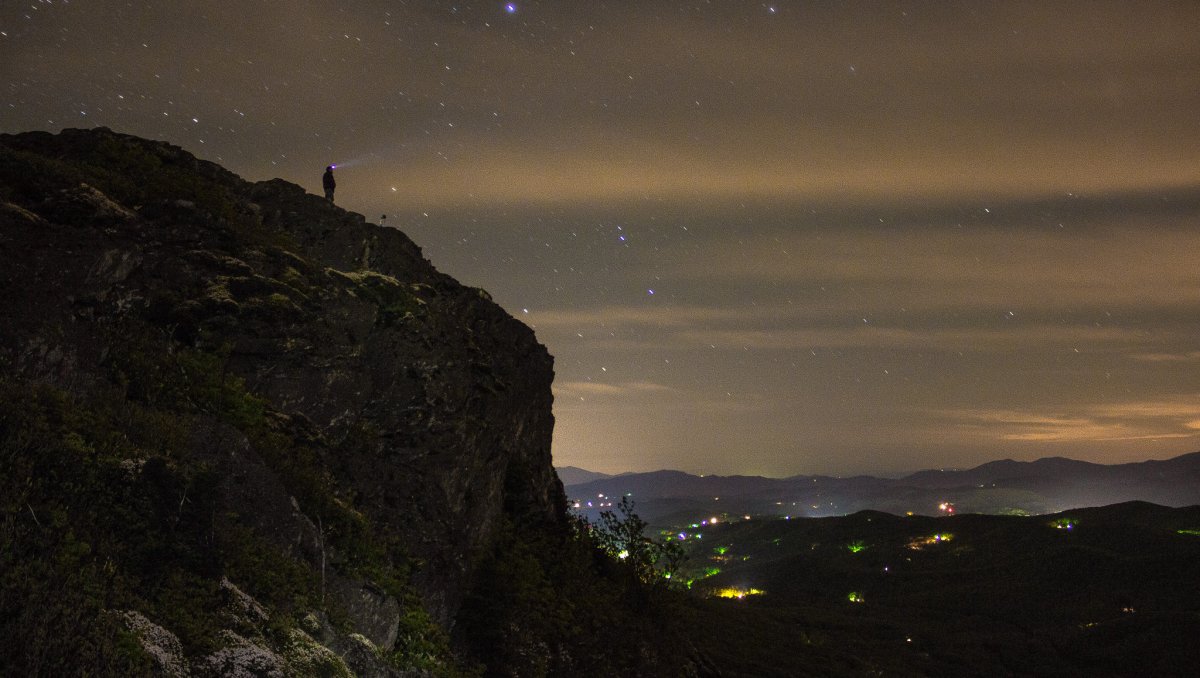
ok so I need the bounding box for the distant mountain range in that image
[557,452,1200,526]
[554,465,616,486]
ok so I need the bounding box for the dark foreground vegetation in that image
[0,366,700,677]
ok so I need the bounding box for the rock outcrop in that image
[0,128,566,674]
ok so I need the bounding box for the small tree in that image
[591,496,682,585]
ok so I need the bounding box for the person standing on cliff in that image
[323,165,336,203]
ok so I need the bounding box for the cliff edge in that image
[0,128,575,676]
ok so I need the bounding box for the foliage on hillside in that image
[0,353,702,675]
[0,324,461,675]
[456,499,696,676]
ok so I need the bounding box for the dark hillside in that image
[680,502,1200,676]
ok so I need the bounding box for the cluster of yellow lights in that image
[714,587,764,600]
[906,533,953,550]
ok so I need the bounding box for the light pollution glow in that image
[5,2,1200,476]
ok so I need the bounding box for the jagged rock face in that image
[0,128,565,624]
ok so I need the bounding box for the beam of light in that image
[327,156,369,170]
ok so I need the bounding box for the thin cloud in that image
[937,397,1200,444]
[1131,352,1200,363]
[532,303,1159,354]
[660,223,1200,312]
[554,381,675,398]
[529,305,744,330]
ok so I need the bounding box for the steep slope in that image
[0,128,570,675]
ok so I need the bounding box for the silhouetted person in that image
[323,165,336,203]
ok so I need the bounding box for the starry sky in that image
[5,1,1200,476]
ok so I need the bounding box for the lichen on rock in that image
[116,610,191,678]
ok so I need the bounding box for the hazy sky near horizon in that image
[4,1,1200,476]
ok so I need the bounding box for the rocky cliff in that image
[0,128,574,676]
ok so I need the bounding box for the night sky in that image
[5,2,1200,476]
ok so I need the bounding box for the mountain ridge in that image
[560,451,1200,523]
